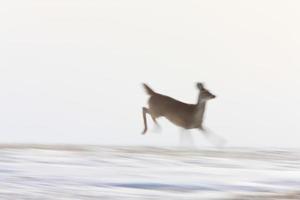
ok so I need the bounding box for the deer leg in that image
[150,115,158,125]
[142,107,149,134]
[150,115,161,133]
[179,129,195,149]
[199,128,226,148]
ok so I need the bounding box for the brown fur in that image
[142,83,216,134]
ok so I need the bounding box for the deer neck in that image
[193,98,207,127]
[196,101,206,114]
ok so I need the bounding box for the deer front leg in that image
[199,127,226,148]
[179,129,195,149]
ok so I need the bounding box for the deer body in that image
[142,83,215,134]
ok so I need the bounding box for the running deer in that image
[141,83,224,146]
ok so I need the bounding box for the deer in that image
[141,83,225,147]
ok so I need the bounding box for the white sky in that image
[0,0,300,148]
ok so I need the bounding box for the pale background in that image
[0,0,300,147]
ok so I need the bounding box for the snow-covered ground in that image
[0,144,300,199]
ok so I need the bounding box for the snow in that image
[0,145,299,199]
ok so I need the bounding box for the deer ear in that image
[196,82,204,89]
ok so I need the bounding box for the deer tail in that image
[143,83,156,96]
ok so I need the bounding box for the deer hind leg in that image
[149,113,161,133]
[142,107,149,134]
[142,107,160,134]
